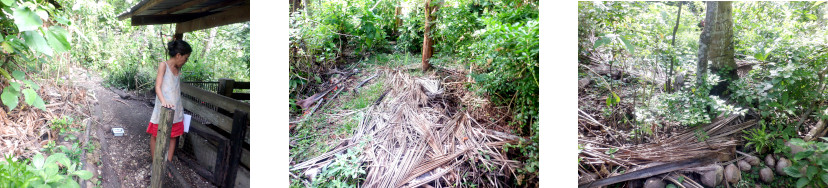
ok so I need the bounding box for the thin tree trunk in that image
[199,28,217,63]
[668,3,683,93]
[421,0,434,71]
[696,2,717,87]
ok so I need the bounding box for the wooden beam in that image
[130,12,215,26]
[182,97,233,133]
[134,0,167,17]
[181,81,249,113]
[218,78,235,97]
[175,4,249,34]
[156,0,209,15]
[230,93,249,100]
[151,107,174,188]
[233,82,249,89]
[190,0,249,14]
[222,110,248,188]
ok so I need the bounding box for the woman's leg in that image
[167,137,177,161]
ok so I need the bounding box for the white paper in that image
[183,114,192,133]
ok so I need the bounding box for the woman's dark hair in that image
[167,40,192,57]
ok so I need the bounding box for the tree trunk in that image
[421,0,434,71]
[303,0,311,17]
[668,3,682,93]
[708,1,736,96]
[394,5,402,37]
[199,28,218,63]
[290,0,302,12]
[696,2,717,87]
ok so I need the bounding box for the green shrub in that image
[635,74,747,128]
[310,141,367,187]
[468,16,539,131]
[783,138,828,188]
[0,153,93,187]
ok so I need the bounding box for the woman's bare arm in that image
[155,61,173,108]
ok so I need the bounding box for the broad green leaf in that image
[807,166,818,179]
[786,166,803,178]
[45,153,69,167]
[31,153,45,169]
[44,164,59,182]
[795,150,815,161]
[594,37,610,48]
[619,36,635,54]
[33,94,45,111]
[790,138,806,146]
[9,82,20,92]
[0,42,11,54]
[73,170,93,180]
[796,177,809,188]
[13,7,42,32]
[0,67,10,81]
[24,80,39,90]
[21,31,53,56]
[23,88,37,105]
[1,88,19,111]
[821,173,828,185]
[12,70,25,80]
[1,0,13,6]
[814,1,826,7]
[45,26,70,53]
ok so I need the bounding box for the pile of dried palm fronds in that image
[579,114,757,186]
[0,77,93,159]
[580,114,755,167]
[292,69,523,187]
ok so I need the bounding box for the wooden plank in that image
[214,139,229,184]
[181,81,250,113]
[156,0,209,15]
[231,93,249,100]
[189,120,225,143]
[182,97,233,134]
[134,0,167,17]
[178,154,216,185]
[175,4,249,34]
[151,107,174,188]
[189,0,249,13]
[188,120,250,169]
[117,0,152,20]
[222,110,248,188]
[130,12,214,26]
[233,82,249,89]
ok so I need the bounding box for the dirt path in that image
[69,66,214,188]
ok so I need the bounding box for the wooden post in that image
[151,107,174,188]
[218,78,235,97]
[222,110,248,188]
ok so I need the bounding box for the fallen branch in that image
[353,73,379,94]
[579,156,715,188]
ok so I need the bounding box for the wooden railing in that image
[179,79,250,187]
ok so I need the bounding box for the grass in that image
[290,60,387,164]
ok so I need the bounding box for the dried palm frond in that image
[293,69,522,187]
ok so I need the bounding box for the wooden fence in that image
[176,78,250,187]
